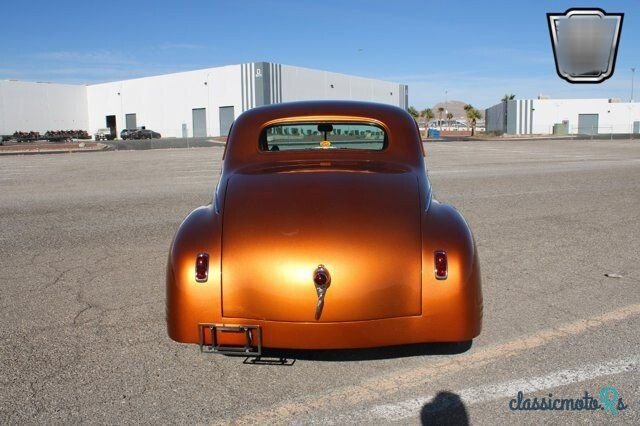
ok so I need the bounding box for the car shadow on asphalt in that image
[240,341,472,364]
[420,391,469,425]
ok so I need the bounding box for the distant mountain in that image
[430,100,482,119]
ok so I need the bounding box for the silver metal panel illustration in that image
[547,8,623,84]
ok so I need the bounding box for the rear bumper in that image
[190,313,481,350]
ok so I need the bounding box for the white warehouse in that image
[0,62,408,138]
[485,98,640,136]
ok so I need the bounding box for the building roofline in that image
[2,62,406,88]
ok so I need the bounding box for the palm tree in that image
[422,108,435,126]
[408,106,419,119]
[437,107,445,128]
[501,94,516,102]
[464,104,482,136]
[446,112,454,126]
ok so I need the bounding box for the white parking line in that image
[224,304,640,425]
[369,355,639,421]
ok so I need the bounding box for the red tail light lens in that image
[195,253,209,282]
[434,250,447,280]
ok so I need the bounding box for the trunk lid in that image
[221,166,422,322]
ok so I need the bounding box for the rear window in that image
[260,122,386,151]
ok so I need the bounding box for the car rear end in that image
[166,101,482,353]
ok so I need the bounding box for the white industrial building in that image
[1,62,409,138]
[485,98,640,135]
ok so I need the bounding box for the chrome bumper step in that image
[198,324,262,356]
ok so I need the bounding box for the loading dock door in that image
[578,114,599,135]
[192,108,207,137]
[219,106,235,137]
[125,113,137,130]
[105,115,116,139]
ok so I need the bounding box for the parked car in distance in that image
[132,128,162,139]
[166,101,483,355]
[120,129,136,140]
[95,128,114,141]
[120,127,161,140]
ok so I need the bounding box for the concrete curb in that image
[0,137,230,155]
[0,143,110,156]
[103,138,225,151]
[423,136,578,143]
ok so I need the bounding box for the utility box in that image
[427,128,440,139]
[552,121,569,135]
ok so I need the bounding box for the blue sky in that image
[1,0,638,108]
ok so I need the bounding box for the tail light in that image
[195,253,209,282]
[434,250,447,280]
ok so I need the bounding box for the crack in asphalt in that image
[44,265,85,290]
[70,266,105,327]
[4,333,82,420]
[72,305,93,325]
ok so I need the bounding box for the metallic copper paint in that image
[221,171,422,322]
[166,101,482,349]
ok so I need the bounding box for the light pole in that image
[631,67,636,102]
[205,72,212,137]
[118,85,123,139]
[444,90,448,129]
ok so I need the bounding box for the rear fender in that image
[422,200,483,339]
[166,205,221,342]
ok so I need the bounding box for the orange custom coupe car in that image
[167,101,482,355]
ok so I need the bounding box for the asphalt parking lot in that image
[1,139,639,424]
